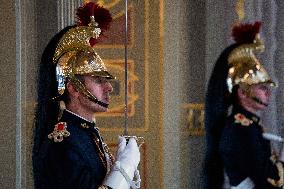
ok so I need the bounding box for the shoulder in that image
[48,121,90,143]
[47,122,70,142]
[222,113,259,144]
[225,113,261,141]
[223,112,266,152]
[39,122,95,166]
[45,121,94,158]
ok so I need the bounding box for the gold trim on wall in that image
[97,0,152,133]
[159,0,164,187]
[96,0,122,9]
[182,103,205,136]
[235,0,245,21]
[95,5,135,49]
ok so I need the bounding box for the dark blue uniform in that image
[219,106,283,188]
[37,110,112,189]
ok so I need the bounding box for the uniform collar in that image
[232,105,260,124]
[61,109,97,130]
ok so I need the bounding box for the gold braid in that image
[267,155,284,188]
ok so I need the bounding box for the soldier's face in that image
[79,75,113,112]
[246,84,272,111]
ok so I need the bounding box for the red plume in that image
[76,2,112,46]
[231,21,262,44]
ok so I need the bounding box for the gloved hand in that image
[116,137,140,169]
[103,136,141,189]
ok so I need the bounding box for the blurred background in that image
[1,0,284,188]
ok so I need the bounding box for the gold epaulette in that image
[48,122,70,142]
[234,113,253,126]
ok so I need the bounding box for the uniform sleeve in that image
[244,128,283,189]
[42,143,111,189]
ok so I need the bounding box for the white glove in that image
[116,137,140,169]
[103,136,141,189]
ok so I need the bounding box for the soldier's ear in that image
[66,81,80,98]
[237,87,247,100]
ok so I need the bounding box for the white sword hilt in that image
[262,133,284,142]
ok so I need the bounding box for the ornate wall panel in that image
[0,2,17,188]
[182,103,205,136]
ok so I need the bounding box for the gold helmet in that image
[53,2,115,103]
[226,22,276,93]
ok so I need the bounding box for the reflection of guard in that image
[204,22,284,189]
[33,2,141,189]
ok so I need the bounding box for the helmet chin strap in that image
[71,77,109,109]
[84,90,109,108]
[251,96,268,107]
[242,86,268,107]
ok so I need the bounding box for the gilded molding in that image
[182,103,205,136]
[235,0,245,21]
[96,0,122,9]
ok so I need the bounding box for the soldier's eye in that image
[93,77,107,84]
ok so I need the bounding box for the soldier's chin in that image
[98,102,109,111]
[94,106,108,113]
[93,98,109,110]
